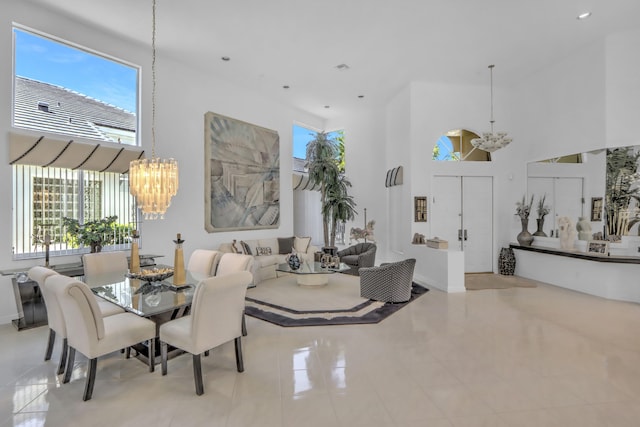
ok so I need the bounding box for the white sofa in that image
[219,236,319,285]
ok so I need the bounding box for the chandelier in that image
[471,64,512,153]
[129,0,179,220]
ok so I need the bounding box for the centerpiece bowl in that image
[126,267,174,284]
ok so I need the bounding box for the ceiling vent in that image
[335,64,350,71]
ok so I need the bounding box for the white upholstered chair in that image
[28,266,125,376]
[48,274,156,401]
[215,253,254,336]
[82,251,129,287]
[187,249,222,277]
[28,266,64,372]
[159,271,252,395]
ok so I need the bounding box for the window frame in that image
[10,24,143,260]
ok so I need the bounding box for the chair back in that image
[83,251,129,286]
[48,274,105,355]
[190,271,252,353]
[28,266,64,334]
[216,253,253,277]
[187,249,222,277]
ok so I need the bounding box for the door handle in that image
[464,229,468,241]
[458,229,462,241]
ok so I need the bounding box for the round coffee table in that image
[276,261,350,287]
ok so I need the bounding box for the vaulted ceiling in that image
[26,0,640,119]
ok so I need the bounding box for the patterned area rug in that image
[245,273,428,327]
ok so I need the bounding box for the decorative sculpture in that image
[558,216,576,250]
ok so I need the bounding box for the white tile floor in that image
[2,278,640,426]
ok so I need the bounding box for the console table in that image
[1,254,162,330]
[511,244,640,303]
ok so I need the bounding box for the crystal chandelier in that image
[471,64,512,153]
[129,0,179,220]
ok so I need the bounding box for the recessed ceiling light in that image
[335,64,350,71]
[358,95,364,99]
[324,105,330,109]
[577,11,592,20]
[221,56,230,61]
[283,85,290,89]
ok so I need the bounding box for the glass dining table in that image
[88,270,206,318]
[87,269,209,363]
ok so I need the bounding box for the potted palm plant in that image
[306,131,357,253]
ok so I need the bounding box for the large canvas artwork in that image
[204,112,280,232]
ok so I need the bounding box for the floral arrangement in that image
[537,194,550,219]
[516,194,534,219]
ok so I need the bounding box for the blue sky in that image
[292,125,341,159]
[14,28,138,113]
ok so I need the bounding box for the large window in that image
[14,166,136,257]
[12,26,141,259]
[292,124,344,172]
[13,26,139,141]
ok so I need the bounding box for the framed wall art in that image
[414,196,427,222]
[204,112,280,232]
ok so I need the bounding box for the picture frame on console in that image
[587,240,609,255]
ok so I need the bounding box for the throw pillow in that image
[240,240,252,255]
[278,237,295,254]
[256,246,272,256]
[294,236,311,253]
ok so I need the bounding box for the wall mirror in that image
[527,145,640,241]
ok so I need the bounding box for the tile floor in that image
[2,277,640,426]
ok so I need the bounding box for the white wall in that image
[0,0,328,324]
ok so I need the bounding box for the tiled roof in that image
[13,76,136,143]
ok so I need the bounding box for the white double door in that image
[431,176,493,273]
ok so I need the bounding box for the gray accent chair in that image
[359,258,416,303]
[336,243,377,276]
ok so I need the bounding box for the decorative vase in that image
[498,247,516,275]
[516,217,534,246]
[173,233,186,285]
[287,253,301,270]
[533,218,547,237]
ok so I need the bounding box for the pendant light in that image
[471,64,512,152]
[129,0,179,220]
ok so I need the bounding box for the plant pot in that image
[516,218,533,246]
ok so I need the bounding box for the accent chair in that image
[359,258,416,303]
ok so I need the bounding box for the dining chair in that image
[28,266,126,376]
[159,271,252,396]
[215,253,254,336]
[48,274,157,401]
[187,249,222,277]
[28,266,63,371]
[215,253,253,277]
[82,251,129,286]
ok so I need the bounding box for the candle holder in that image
[130,230,141,273]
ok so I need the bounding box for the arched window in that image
[432,129,491,162]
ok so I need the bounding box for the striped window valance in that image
[292,172,321,191]
[8,131,144,174]
[385,166,403,187]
